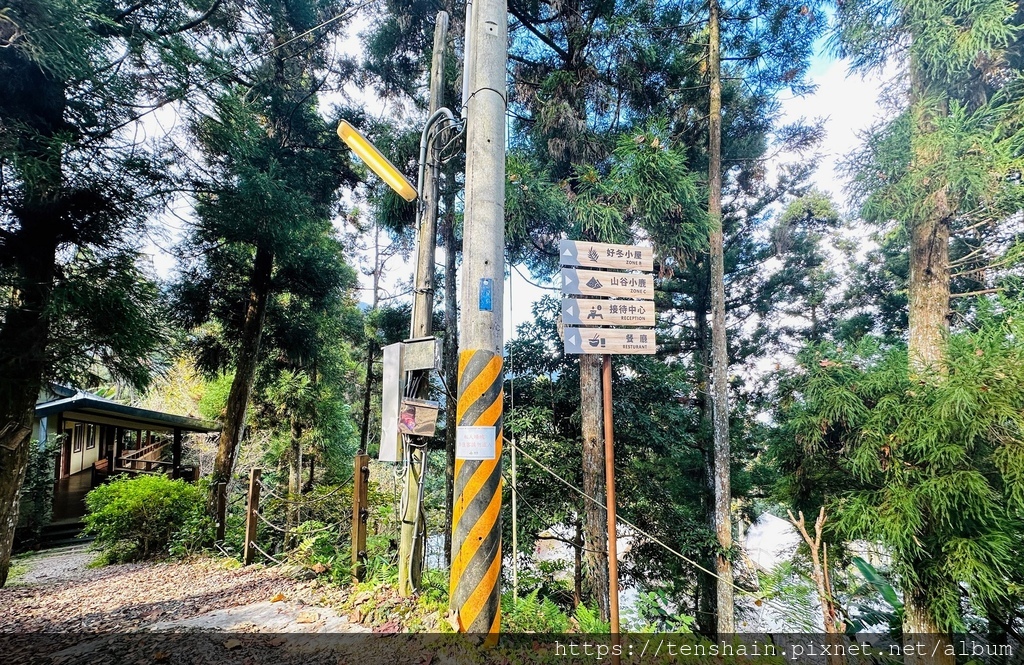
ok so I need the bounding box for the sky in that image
[498,54,892,343]
[140,12,892,349]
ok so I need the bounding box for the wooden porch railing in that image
[116,441,172,474]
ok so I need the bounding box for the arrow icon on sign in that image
[564,328,583,354]
[561,268,579,294]
[559,239,578,265]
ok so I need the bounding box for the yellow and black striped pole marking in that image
[450,348,503,640]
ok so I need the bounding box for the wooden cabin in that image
[33,385,218,522]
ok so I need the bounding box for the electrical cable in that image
[503,435,794,616]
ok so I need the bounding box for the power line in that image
[503,435,796,620]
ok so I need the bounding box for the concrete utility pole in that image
[398,10,449,597]
[449,0,506,638]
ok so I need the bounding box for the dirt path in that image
[0,548,366,634]
[0,550,475,665]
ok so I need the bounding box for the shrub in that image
[84,474,210,562]
[17,437,57,546]
[500,589,570,632]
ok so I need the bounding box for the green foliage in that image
[198,371,233,422]
[16,437,56,545]
[84,475,211,563]
[501,589,570,633]
[169,510,217,560]
[624,590,696,633]
[845,557,904,636]
[573,603,610,633]
[288,520,341,568]
[753,560,820,633]
[773,303,1024,630]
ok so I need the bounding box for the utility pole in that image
[398,10,449,597]
[449,0,506,639]
[708,0,735,635]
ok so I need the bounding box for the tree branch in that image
[155,0,224,37]
[508,5,570,62]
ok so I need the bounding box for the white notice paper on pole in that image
[456,426,497,460]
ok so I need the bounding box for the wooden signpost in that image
[561,267,654,299]
[562,298,655,327]
[559,239,654,272]
[559,240,656,653]
[563,327,657,354]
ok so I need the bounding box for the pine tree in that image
[832,0,1023,650]
[0,0,218,587]
[171,0,359,487]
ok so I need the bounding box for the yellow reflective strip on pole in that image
[450,349,503,637]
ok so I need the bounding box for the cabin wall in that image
[64,422,101,475]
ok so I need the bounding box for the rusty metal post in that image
[351,452,370,581]
[602,354,620,647]
[243,468,261,565]
[215,482,227,541]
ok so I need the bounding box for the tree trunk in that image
[304,453,315,492]
[573,519,584,608]
[901,50,953,665]
[0,67,64,585]
[908,203,950,371]
[286,413,302,548]
[212,244,274,485]
[359,227,385,453]
[904,592,949,665]
[580,353,609,620]
[359,341,375,452]
[708,0,734,634]
[693,264,717,637]
[443,202,459,568]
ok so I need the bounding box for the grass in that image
[6,555,31,583]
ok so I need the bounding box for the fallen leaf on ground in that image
[270,592,286,602]
[295,610,319,624]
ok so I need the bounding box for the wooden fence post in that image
[243,468,261,565]
[215,482,228,541]
[351,453,370,581]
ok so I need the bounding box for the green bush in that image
[84,474,210,562]
[501,589,570,633]
[17,437,57,545]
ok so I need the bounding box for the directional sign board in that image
[561,268,654,299]
[562,298,655,327]
[564,327,657,355]
[559,240,654,272]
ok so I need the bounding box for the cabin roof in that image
[35,390,218,433]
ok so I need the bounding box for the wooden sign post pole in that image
[602,353,620,656]
[243,467,261,566]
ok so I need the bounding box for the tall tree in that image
[172,0,359,486]
[832,0,1023,651]
[706,0,734,634]
[0,0,217,586]
[506,0,825,627]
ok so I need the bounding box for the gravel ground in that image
[7,546,98,587]
[0,551,454,665]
